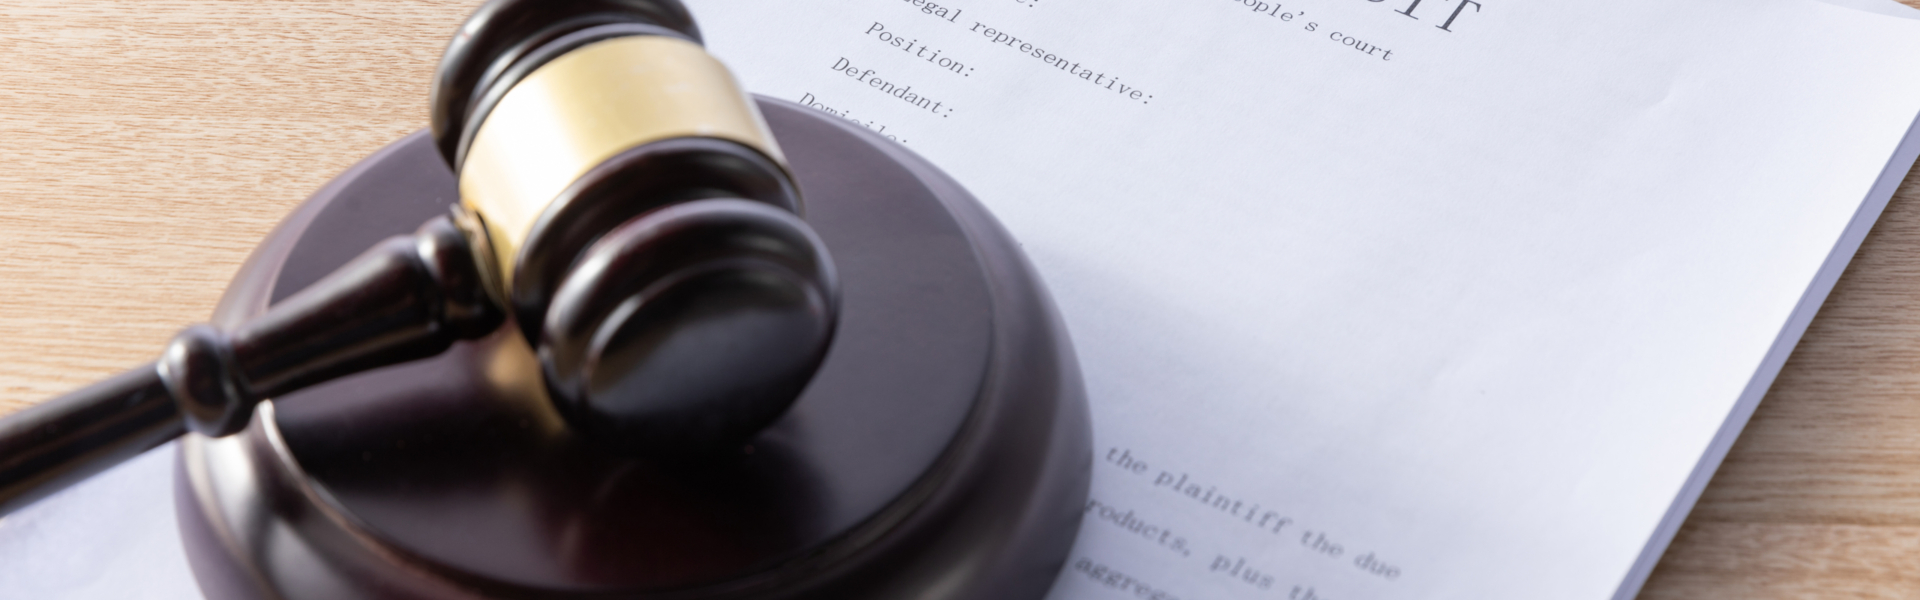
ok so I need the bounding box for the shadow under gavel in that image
[0,0,837,516]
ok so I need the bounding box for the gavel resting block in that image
[174,98,1090,599]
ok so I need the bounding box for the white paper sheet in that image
[0,443,200,600]
[681,1,1920,598]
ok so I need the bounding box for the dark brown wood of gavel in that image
[0,0,839,516]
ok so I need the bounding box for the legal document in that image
[687,0,1920,597]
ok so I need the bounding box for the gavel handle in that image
[0,213,502,516]
[0,365,180,515]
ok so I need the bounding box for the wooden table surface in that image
[2,1,1918,597]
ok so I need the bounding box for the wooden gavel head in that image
[426,0,838,455]
[150,0,836,457]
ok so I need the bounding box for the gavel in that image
[0,0,838,515]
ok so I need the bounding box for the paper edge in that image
[1608,107,1920,600]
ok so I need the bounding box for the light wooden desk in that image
[1,1,1917,597]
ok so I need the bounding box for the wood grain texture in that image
[0,0,467,413]
[0,1,1917,598]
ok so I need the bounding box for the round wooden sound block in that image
[172,98,1091,599]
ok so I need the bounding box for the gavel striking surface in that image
[176,98,1091,599]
